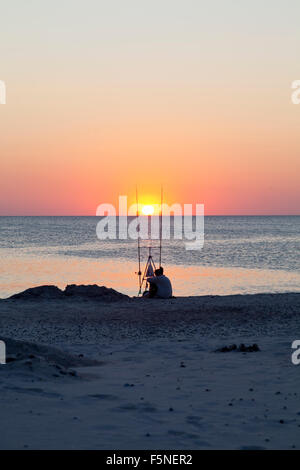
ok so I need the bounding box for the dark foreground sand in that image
[0,286,300,449]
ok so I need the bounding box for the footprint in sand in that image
[87,394,118,401]
[4,385,61,398]
[239,446,266,450]
[168,429,199,439]
[111,402,157,413]
[186,415,204,429]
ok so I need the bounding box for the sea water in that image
[0,216,299,298]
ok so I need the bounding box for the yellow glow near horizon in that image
[141,205,155,216]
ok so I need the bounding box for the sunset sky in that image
[0,0,300,215]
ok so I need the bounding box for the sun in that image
[142,204,154,216]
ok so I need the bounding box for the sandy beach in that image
[1,285,300,450]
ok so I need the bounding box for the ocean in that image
[0,216,299,298]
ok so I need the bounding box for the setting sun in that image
[141,205,155,216]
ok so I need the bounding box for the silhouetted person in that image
[146,267,172,298]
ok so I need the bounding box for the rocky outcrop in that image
[215,343,260,353]
[9,285,65,300]
[64,284,129,301]
[8,284,129,302]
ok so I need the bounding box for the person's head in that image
[155,267,164,276]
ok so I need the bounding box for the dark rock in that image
[64,284,129,301]
[9,285,64,300]
[6,356,17,363]
[216,344,237,353]
[7,284,129,302]
[215,343,260,353]
[241,343,260,352]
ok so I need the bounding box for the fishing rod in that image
[136,186,142,295]
[135,186,164,296]
[159,185,163,268]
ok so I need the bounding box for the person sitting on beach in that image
[146,267,172,299]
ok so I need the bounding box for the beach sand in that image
[0,286,300,450]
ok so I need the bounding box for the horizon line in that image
[1,214,300,217]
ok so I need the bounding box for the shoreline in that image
[1,287,300,344]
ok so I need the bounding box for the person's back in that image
[147,267,172,299]
[154,274,172,298]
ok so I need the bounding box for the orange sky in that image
[0,1,300,215]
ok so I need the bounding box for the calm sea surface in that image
[0,216,299,298]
